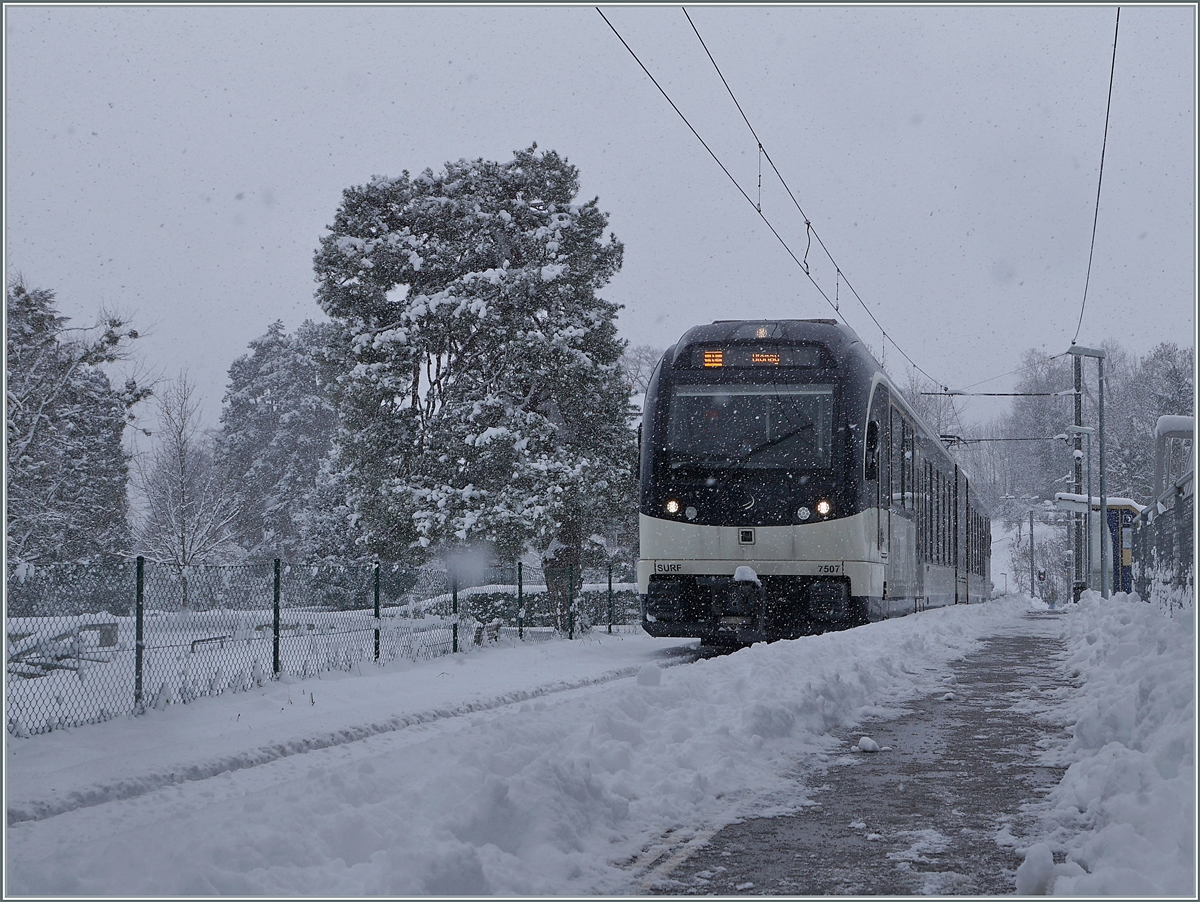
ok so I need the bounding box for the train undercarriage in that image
[641,572,869,646]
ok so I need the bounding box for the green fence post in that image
[607,563,613,634]
[273,559,281,675]
[517,561,524,641]
[135,556,144,710]
[374,561,381,662]
[568,565,575,640]
[452,572,459,653]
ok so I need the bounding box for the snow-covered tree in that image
[966,340,1193,518]
[899,369,966,439]
[313,145,632,601]
[620,344,664,395]
[5,279,147,566]
[1108,342,1193,500]
[216,320,341,561]
[134,374,240,580]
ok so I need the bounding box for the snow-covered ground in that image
[1016,590,1195,896]
[5,593,1193,896]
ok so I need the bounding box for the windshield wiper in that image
[669,422,816,470]
[734,421,815,461]
[669,450,731,469]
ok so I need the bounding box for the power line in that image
[679,7,944,388]
[1072,7,1121,345]
[956,351,1072,392]
[594,11,845,322]
[941,435,1063,447]
[920,391,1074,398]
[596,7,943,388]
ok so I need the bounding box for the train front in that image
[638,320,875,645]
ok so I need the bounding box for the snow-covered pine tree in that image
[313,145,633,601]
[5,280,147,566]
[216,320,341,561]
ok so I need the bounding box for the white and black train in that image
[638,319,991,646]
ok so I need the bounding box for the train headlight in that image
[796,506,811,521]
[816,499,833,517]
[666,499,681,515]
[685,506,698,520]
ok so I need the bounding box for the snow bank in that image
[1017,590,1195,896]
[6,600,1027,896]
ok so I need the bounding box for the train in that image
[637,319,991,646]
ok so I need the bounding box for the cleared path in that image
[649,611,1070,895]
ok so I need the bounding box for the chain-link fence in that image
[6,558,639,737]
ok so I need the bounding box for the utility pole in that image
[1068,345,1108,598]
[1072,356,1084,602]
[1098,354,1108,598]
[1067,425,1094,592]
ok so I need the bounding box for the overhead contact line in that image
[597,6,944,390]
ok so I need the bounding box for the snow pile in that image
[6,600,1024,896]
[1017,590,1195,896]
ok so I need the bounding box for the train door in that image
[868,384,891,575]
[890,412,916,611]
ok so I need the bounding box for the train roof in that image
[671,319,874,367]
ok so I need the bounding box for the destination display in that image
[692,344,825,368]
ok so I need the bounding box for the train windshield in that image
[667,383,833,470]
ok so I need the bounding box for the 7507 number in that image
[817,564,843,574]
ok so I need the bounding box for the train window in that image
[935,470,941,565]
[865,420,879,481]
[882,412,892,509]
[925,460,932,560]
[938,471,945,565]
[899,418,914,511]
[667,383,834,470]
[889,408,901,510]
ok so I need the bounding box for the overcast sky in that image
[5,3,1195,428]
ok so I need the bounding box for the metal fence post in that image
[452,572,459,653]
[568,565,575,640]
[135,556,144,710]
[1030,510,1036,599]
[273,559,281,675]
[607,563,613,634]
[517,561,524,641]
[374,561,381,662]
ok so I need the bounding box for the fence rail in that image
[6,558,639,737]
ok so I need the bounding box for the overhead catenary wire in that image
[956,351,1072,393]
[596,7,944,389]
[1071,7,1121,346]
[680,7,944,389]
[920,391,1075,398]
